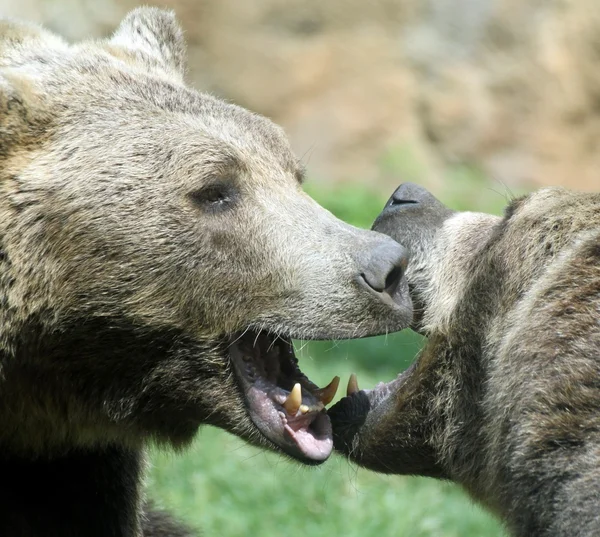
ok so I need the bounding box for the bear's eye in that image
[188,183,236,211]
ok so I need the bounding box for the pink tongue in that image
[285,425,333,461]
[284,417,333,461]
[245,384,333,462]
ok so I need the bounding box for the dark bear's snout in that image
[373,183,455,245]
[358,240,408,301]
[387,182,437,208]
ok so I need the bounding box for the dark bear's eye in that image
[198,186,228,204]
[188,183,236,211]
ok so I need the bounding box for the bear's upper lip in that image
[228,330,339,463]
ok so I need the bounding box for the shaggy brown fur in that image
[0,9,413,537]
[330,183,600,537]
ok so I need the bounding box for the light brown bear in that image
[331,183,600,537]
[0,9,413,537]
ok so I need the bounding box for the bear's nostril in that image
[359,242,408,300]
[389,197,419,207]
[384,265,404,295]
[359,272,378,291]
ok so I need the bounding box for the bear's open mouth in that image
[228,330,340,463]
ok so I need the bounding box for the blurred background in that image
[4,0,600,193]
[5,0,599,534]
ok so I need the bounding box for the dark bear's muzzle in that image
[372,182,455,246]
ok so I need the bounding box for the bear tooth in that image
[283,383,302,414]
[347,373,359,396]
[315,376,340,406]
[299,404,309,414]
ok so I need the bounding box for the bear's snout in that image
[358,239,408,304]
[387,182,435,208]
[372,182,455,250]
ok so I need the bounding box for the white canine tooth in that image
[315,376,340,406]
[283,383,302,415]
[347,373,359,396]
[299,404,309,414]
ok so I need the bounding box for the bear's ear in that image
[108,7,186,80]
[0,20,63,136]
[0,18,68,68]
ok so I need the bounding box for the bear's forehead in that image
[11,46,299,177]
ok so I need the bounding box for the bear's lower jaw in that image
[228,330,339,463]
[328,362,417,454]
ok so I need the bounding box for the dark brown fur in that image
[331,184,600,537]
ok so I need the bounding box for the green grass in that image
[149,434,504,537]
[147,159,514,536]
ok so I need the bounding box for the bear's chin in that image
[228,330,340,463]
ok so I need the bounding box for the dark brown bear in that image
[331,183,600,537]
[0,9,413,537]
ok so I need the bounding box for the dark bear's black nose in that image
[373,182,455,243]
[386,182,434,208]
[360,241,408,298]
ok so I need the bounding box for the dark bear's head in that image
[0,9,412,464]
[372,183,600,337]
[331,183,600,472]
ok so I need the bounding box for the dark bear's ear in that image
[108,7,186,80]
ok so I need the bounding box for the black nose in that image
[360,241,408,297]
[386,182,435,209]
